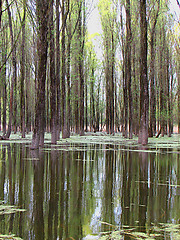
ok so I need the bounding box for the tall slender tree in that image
[4,0,17,139]
[20,0,26,138]
[149,0,159,137]
[61,0,68,138]
[56,0,61,139]
[125,0,133,139]
[138,0,149,145]
[31,0,49,148]
[49,0,57,144]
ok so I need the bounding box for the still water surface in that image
[0,142,179,239]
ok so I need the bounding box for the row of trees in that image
[0,0,179,147]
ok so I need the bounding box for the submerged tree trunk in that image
[138,0,149,145]
[31,0,49,149]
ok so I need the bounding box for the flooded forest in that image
[0,0,180,239]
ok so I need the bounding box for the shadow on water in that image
[0,143,179,239]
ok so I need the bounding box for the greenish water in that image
[0,142,179,240]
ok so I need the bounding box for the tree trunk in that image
[126,0,133,139]
[5,0,17,139]
[50,0,57,144]
[31,0,49,149]
[178,66,180,134]
[79,1,85,136]
[85,64,88,132]
[138,0,149,145]
[149,1,159,137]
[1,32,7,135]
[132,42,139,135]
[56,0,61,140]
[110,28,115,135]
[61,0,68,139]
[25,63,31,133]
[20,0,26,138]
[66,13,71,138]
[149,34,156,137]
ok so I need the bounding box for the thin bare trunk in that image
[20,0,26,138]
[56,0,61,140]
[138,0,149,145]
[5,0,16,139]
[31,0,49,149]
[50,0,57,144]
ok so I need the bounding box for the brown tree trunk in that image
[138,0,149,145]
[31,0,49,149]
[149,1,159,137]
[120,6,126,136]
[132,42,139,135]
[79,0,85,136]
[126,0,133,139]
[20,0,26,138]
[61,0,68,139]
[25,63,31,133]
[49,0,57,144]
[178,71,180,134]
[56,0,61,140]
[85,64,88,132]
[66,12,71,138]
[149,34,156,137]
[177,52,180,133]
[110,29,115,135]
[1,32,7,135]
[5,0,17,139]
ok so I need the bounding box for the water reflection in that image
[0,143,179,239]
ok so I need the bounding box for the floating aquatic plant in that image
[0,201,26,215]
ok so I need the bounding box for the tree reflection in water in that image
[0,143,179,239]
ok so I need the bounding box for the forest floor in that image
[0,131,179,151]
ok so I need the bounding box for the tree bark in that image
[79,0,85,136]
[1,32,7,135]
[178,60,180,133]
[4,0,17,139]
[66,13,71,138]
[49,0,57,144]
[56,0,61,140]
[31,0,49,149]
[138,0,149,145]
[149,1,159,137]
[61,0,68,139]
[126,0,133,139]
[149,34,156,137]
[20,0,26,138]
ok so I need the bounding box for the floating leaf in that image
[0,233,23,239]
[0,203,26,215]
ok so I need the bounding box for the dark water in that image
[0,143,179,240]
